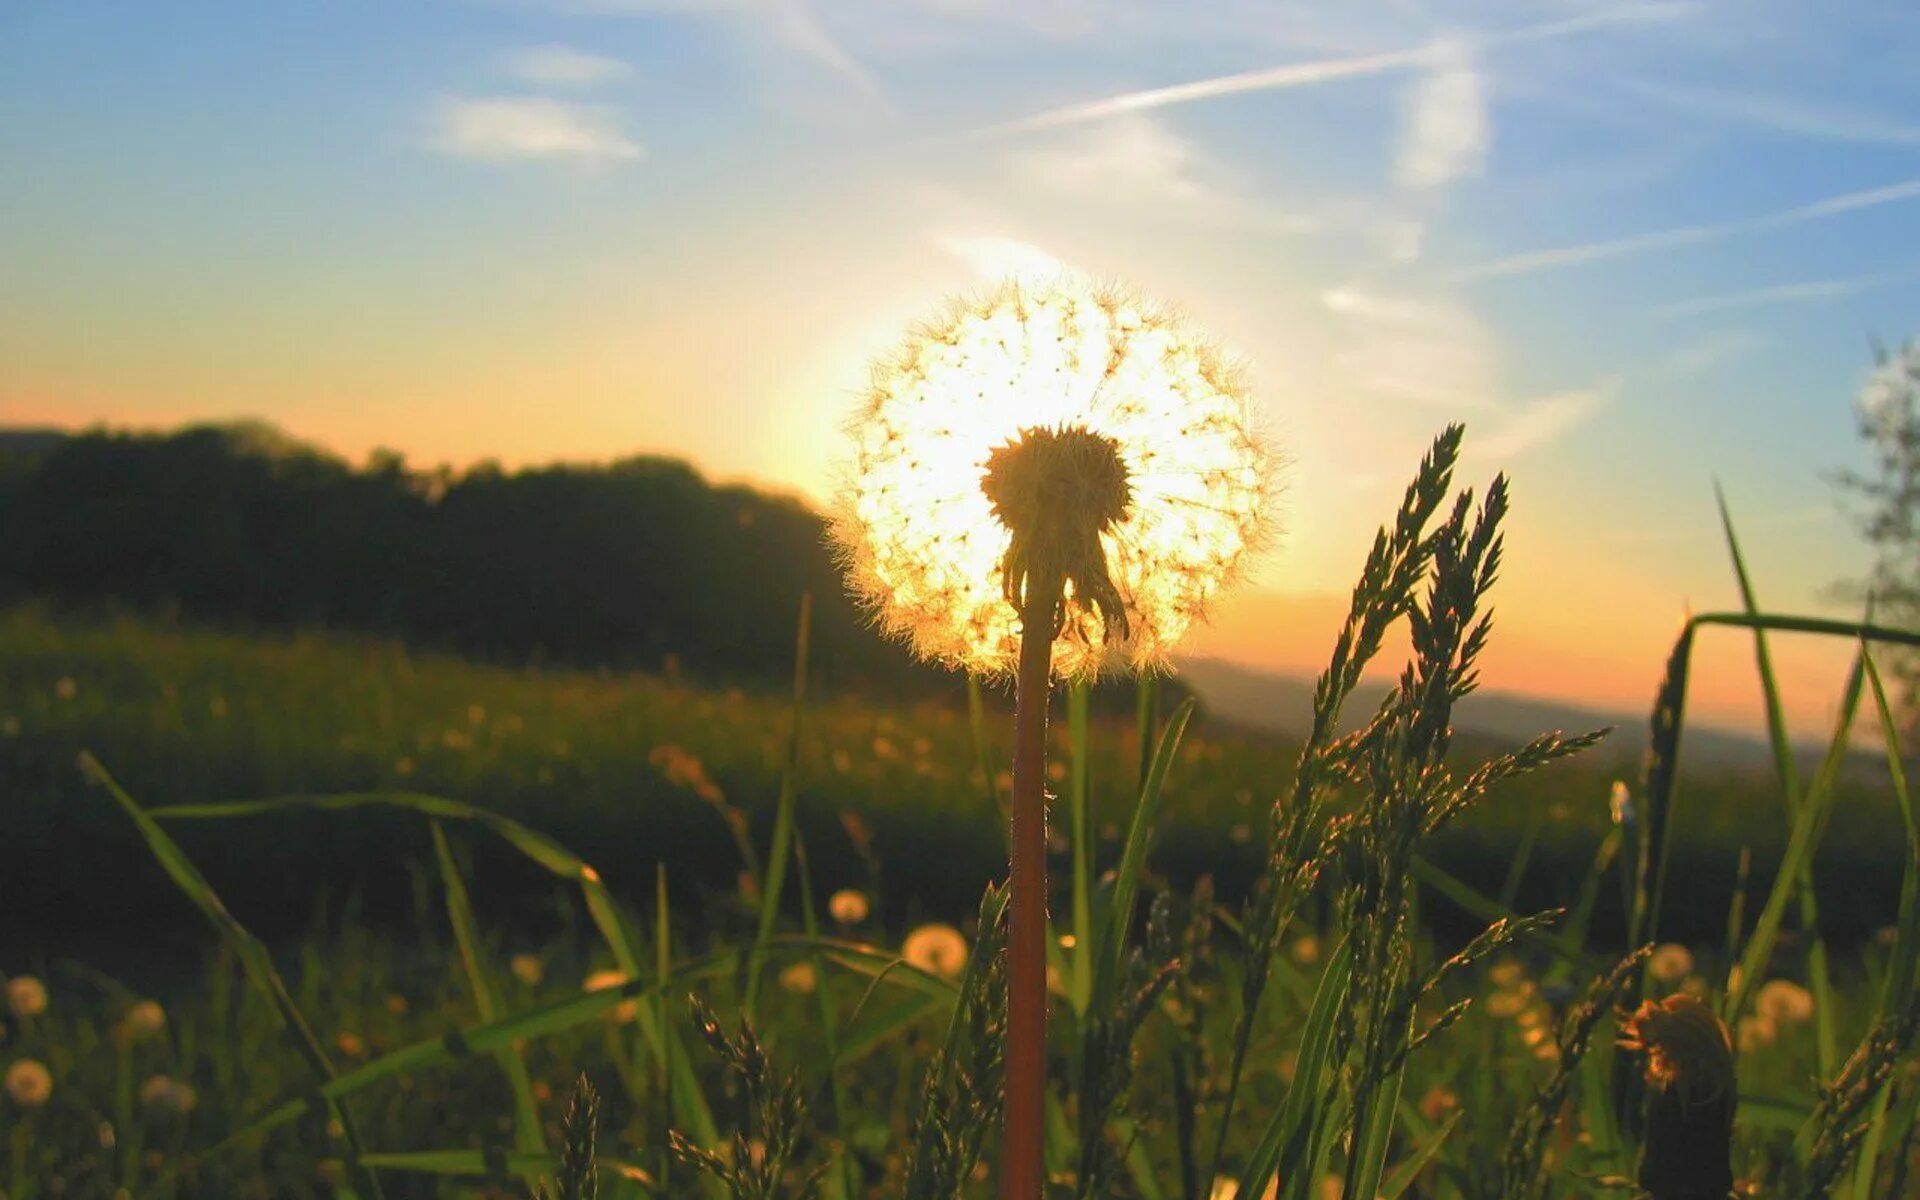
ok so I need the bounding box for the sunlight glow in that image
[832,278,1275,678]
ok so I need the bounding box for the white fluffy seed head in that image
[831,277,1277,678]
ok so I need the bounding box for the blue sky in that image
[4,0,1918,728]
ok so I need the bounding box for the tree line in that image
[0,421,947,694]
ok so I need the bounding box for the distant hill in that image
[1176,654,1784,768]
[0,421,1168,710]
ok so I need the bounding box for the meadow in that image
[3,438,1919,1198]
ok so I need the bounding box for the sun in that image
[831,277,1276,678]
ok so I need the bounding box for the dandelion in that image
[1736,1015,1776,1052]
[828,888,870,926]
[6,976,48,1018]
[777,962,818,994]
[1755,978,1814,1025]
[139,1075,199,1114]
[122,999,166,1041]
[1418,1084,1459,1122]
[1619,994,1735,1200]
[583,969,638,1023]
[336,1032,367,1057]
[54,676,77,701]
[1289,935,1321,965]
[5,1059,51,1107]
[384,994,408,1015]
[510,954,545,986]
[1648,943,1694,986]
[833,278,1274,1198]
[903,924,970,979]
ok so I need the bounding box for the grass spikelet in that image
[1800,999,1920,1197]
[904,886,1010,1200]
[1501,946,1651,1200]
[670,998,824,1199]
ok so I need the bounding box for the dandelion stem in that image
[1002,567,1062,1200]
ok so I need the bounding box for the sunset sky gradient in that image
[5,1,1919,736]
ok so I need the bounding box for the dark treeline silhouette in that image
[0,421,946,693]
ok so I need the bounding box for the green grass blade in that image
[430,822,548,1172]
[748,592,812,1015]
[1409,857,1584,962]
[1689,611,1920,647]
[1346,1061,1406,1200]
[146,789,720,1152]
[183,952,740,1178]
[1715,493,1837,1075]
[79,753,387,1200]
[337,1149,654,1191]
[967,673,1007,826]
[1849,652,1920,1199]
[1379,1110,1460,1199]
[1134,672,1160,806]
[1241,936,1352,1200]
[1099,697,1196,1000]
[1724,649,1866,1024]
[1863,652,1920,1013]
[1068,675,1093,1015]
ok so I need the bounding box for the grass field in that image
[2,580,1916,1196]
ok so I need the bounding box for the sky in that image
[4,0,1919,739]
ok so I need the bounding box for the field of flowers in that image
[3,431,1918,1198]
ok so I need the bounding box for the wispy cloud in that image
[1321,284,1502,411]
[508,44,635,87]
[542,0,883,98]
[938,234,1071,281]
[1471,383,1614,460]
[1395,38,1486,191]
[1657,329,1759,374]
[977,2,1687,136]
[432,96,643,165]
[1652,277,1877,317]
[1003,114,1319,233]
[1322,282,1614,457]
[1459,177,1920,281]
[765,0,886,98]
[1619,78,1920,145]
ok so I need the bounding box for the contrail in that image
[976,1,1692,137]
[1459,177,1920,282]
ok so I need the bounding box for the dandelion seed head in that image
[122,1000,165,1040]
[903,923,969,978]
[5,1059,52,1107]
[1755,978,1814,1025]
[139,1075,199,1114]
[1648,943,1694,986]
[828,888,870,926]
[1619,994,1734,1111]
[778,962,818,994]
[832,278,1277,677]
[6,976,48,1018]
